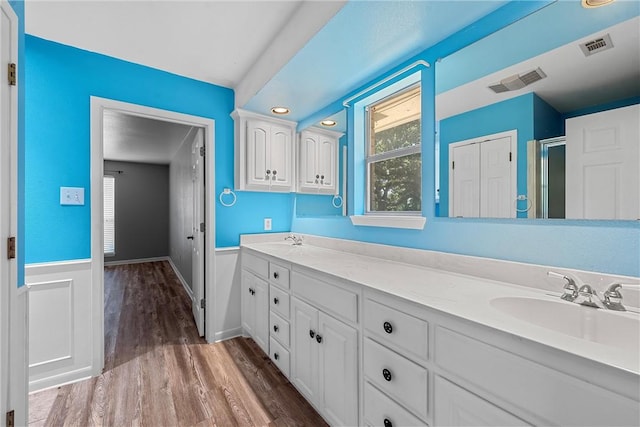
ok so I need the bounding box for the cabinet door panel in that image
[291,298,319,402]
[270,124,292,188]
[317,135,337,191]
[246,121,270,186]
[253,276,270,354]
[241,271,255,336]
[299,133,319,189]
[319,312,358,427]
[435,376,530,426]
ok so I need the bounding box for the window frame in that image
[365,82,422,215]
[103,174,116,257]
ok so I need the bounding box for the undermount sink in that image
[490,296,640,352]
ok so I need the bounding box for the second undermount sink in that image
[490,296,640,352]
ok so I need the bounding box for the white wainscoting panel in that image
[26,260,94,392]
[213,248,242,342]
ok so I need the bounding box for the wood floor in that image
[29,261,327,426]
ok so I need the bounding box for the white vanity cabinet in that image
[241,266,269,354]
[291,271,359,427]
[233,109,296,192]
[297,128,342,194]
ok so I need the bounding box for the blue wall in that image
[24,36,292,263]
[292,1,640,277]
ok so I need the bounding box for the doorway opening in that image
[90,97,216,374]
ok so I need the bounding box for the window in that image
[366,84,421,213]
[103,175,115,255]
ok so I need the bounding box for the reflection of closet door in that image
[451,143,480,217]
[480,136,512,218]
[566,105,640,220]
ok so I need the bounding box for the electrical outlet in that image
[264,218,272,231]
[60,187,85,205]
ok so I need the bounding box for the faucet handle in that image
[603,282,630,311]
[548,271,579,301]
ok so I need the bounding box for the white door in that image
[246,120,270,187]
[566,105,640,220]
[291,297,319,403]
[480,136,513,218]
[299,132,318,190]
[318,312,358,427]
[191,129,205,336]
[241,271,256,337]
[450,142,480,217]
[1,1,20,423]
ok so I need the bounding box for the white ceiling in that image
[103,110,194,164]
[437,16,640,120]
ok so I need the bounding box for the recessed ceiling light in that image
[320,120,337,127]
[581,0,614,8]
[271,106,290,115]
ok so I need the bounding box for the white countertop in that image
[242,241,640,375]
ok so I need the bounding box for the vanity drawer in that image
[364,298,429,362]
[269,262,290,289]
[364,338,428,421]
[292,271,358,324]
[270,311,290,348]
[242,252,268,278]
[364,382,426,426]
[270,337,290,378]
[270,285,290,319]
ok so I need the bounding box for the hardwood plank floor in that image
[29,261,327,427]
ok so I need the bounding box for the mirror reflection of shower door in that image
[540,137,566,219]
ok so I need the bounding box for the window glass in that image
[367,84,421,213]
[104,175,115,255]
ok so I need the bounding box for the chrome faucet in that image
[547,271,580,302]
[574,284,606,309]
[285,234,303,246]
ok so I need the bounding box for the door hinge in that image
[199,146,205,157]
[509,152,512,162]
[200,298,206,309]
[7,237,16,259]
[7,63,16,86]
[6,410,14,427]
[200,222,205,232]
[452,161,455,170]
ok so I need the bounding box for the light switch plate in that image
[264,218,272,231]
[60,187,85,205]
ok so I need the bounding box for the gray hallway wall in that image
[104,160,169,262]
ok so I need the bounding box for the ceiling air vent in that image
[488,67,547,94]
[580,34,613,56]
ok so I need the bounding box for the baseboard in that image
[167,257,193,300]
[214,327,243,343]
[28,366,94,393]
[104,256,169,266]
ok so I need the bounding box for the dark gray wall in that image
[104,160,169,262]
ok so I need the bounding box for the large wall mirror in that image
[435,0,639,220]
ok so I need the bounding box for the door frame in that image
[90,97,216,373]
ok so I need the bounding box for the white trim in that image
[349,215,426,230]
[103,256,169,267]
[214,327,243,343]
[28,367,93,393]
[91,98,217,383]
[215,246,240,253]
[167,257,194,300]
[25,259,92,273]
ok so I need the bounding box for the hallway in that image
[28,261,326,426]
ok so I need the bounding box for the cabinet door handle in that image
[321,175,324,179]
[272,170,277,179]
[273,325,279,332]
[309,330,315,339]
[186,235,194,240]
[266,169,271,175]
[274,352,279,360]
[248,288,253,295]
[383,418,392,427]
[316,334,323,344]
[382,368,392,382]
[383,321,393,334]
[273,297,279,305]
[273,272,279,279]
[316,174,320,179]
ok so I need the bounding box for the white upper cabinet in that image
[298,127,342,194]
[233,109,296,192]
